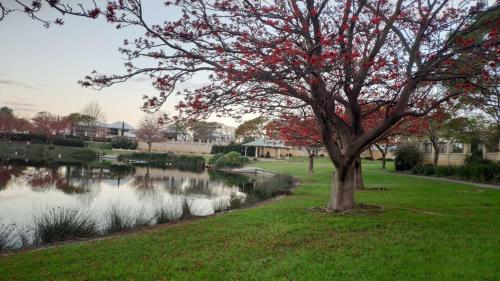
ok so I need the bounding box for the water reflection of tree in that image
[132,166,166,197]
[208,170,251,187]
[28,166,95,194]
[0,164,27,190]
[28,166,65,189]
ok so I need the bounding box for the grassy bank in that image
[0,143,97,164]
[1,158,499,280]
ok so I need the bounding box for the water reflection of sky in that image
[0,165,250,229]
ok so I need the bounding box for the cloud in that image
[1,100,39,114]
[0,79,41,90]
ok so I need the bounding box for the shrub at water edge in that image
[34,207,98,243]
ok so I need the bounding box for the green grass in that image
[1,158,500,280]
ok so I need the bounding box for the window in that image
[452,142,463,153]
[423,143,432,153]
[438,142,447,153]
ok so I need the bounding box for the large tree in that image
[5,0,499,211]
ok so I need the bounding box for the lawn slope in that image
[1,159,499,281]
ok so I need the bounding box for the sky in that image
[0,2,240,128]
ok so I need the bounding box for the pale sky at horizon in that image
[0,2,241,128]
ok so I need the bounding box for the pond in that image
[0,164,294,250]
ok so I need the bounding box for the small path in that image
[367,170,500,190]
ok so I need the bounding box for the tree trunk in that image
[433,151,439,166]
[328,162,356,211]
[431,140,439,166]
[354,157,364,190]
[368,147,374,160]
[381,154,386,169]
[307,154,314,175]
[148,142,152,153]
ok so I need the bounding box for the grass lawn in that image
[1,158,500,280]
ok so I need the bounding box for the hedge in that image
[118,152,205,170]
[0,133,85,147]
[411,162,500,184]
[110,136,138,150]
[211,143,256,156]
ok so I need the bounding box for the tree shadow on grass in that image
[307,203,384,216]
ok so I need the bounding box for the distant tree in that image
[366,112,415,169]
[266,113,322,175]
[189,121,221,142]
[0,107,13,117]
[14,117,32,133]
[443,115,489,158]
[80,102,106,142]
[0,107,32,137]
[409,108,451,166]
[65,113,82,136]
[171,120,189,141]
[0,106,16,134]
[53,115,71,137]
[32,111,57,144]
[235,117,267,142]
[137,113,167,153]
[455,87,500,152]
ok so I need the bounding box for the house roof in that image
[106,121,135,130]
[242,139,289,148]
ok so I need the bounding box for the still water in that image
[0,164,293,249]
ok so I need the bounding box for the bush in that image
[174,155,206,170]
[412,161,500,184]
[214,151,249,169]
[465,162,500,182]
[110,136,137,150]
[0,224,16,251]
[34,207,98,243]
[422,164,435,176]
[5,133,47,143]
[1,133,85,148]
[70,149,99,162]
[208,153,224,165]
[118,152,205,170]
[105,204,151,234]
[435,165,456,177]
[52,137,85,148]
[395,146,422,171]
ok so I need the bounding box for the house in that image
[418,140,500,165]
[242,139,290,159]
[74,120,107,140]
[105,121,136,139]
[161,125,191,141]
